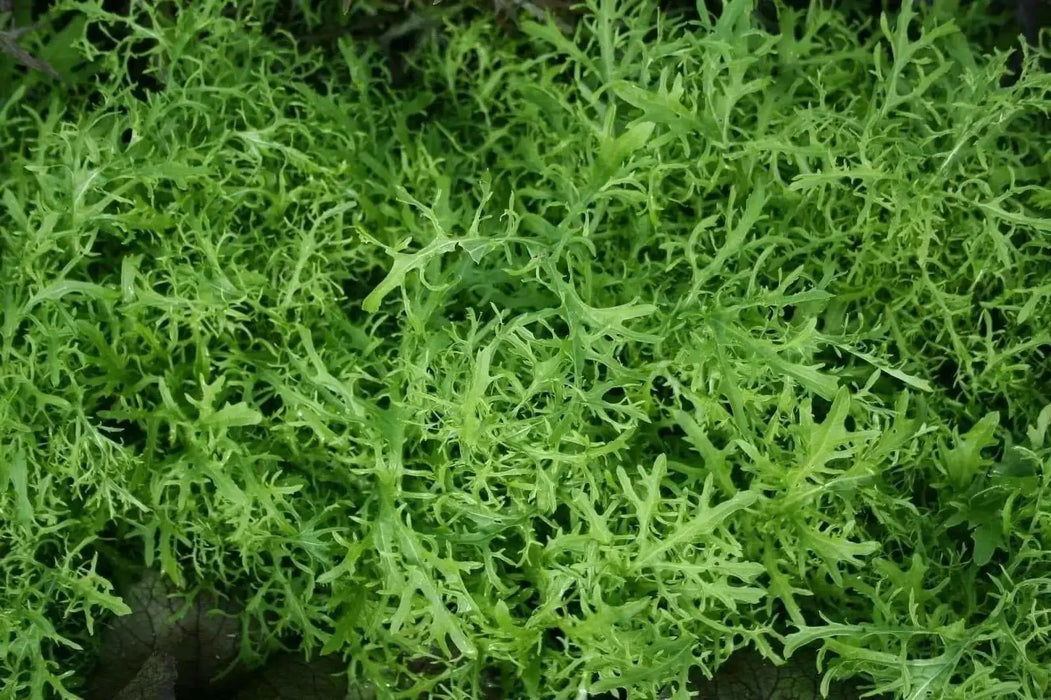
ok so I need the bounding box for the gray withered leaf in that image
[87,570,243,700]
[235,652,358,700]
[88,570,354,699]
[693,649,886,700]
[112,651,177,700]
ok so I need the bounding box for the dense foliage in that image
[1,0,1050,697]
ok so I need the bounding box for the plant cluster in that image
[1,0,1050,698]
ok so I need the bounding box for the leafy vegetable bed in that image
[1,0,1050,697]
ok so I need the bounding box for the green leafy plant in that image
[0,0,1049,698]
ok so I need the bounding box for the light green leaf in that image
[201,402,263,429]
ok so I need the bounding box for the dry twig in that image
[0,2,60,78]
